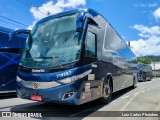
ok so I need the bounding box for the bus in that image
[138,63,153,81]
[0,26,27,93]
[10,9,137,105]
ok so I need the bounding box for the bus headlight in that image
[58,76,78,84]
[57,69,92,84]
[16,76,22,82]
[60,78,72,84]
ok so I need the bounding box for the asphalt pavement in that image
[0,78,160,120]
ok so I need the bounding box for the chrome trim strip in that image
[59,69,92,82]
[0,91,16,94]
[18,69,92,89]
[20,80,61,89]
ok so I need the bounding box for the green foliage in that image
[137,57,151,64]
[137,55,160,64]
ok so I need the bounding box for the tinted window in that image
[104,25,123,52]
[21,14,82,68]
[103,24,136,62]
[0,48,21,54]
[85,31,96,57]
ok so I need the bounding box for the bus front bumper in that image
[16,81,82,105]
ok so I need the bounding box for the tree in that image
[137,57,151,64]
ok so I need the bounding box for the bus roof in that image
[0,26,13,34]
[0,26,27,38]
[37,9,101,24]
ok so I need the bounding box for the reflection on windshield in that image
[22,13,82,68]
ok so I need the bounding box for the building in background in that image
[151,62,160,77]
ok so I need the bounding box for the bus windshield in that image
[21,13,82,68]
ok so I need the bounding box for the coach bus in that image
[10,9,137,105]
[138,63,153,81]
[0,26,27,93]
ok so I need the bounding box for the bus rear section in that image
[0,27,26,93]
[14,9,137,105]
[138,63,153,81]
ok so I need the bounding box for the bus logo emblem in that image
[32,69,45,73]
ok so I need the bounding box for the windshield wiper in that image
[51,57,64,69]
[34,56,64,69]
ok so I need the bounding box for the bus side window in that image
[85,31,96,58]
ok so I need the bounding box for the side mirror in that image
[9,29,31,42]
[76,22,84,32]
[76,13,99,32]
[87,17,98,27]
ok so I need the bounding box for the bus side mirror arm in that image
[76,13,99,32]
[87,17,98,27]
[9,29,31,42]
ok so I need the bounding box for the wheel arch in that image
[133,73,138,85]
[105,73,113,92]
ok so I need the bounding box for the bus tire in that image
[99,76,113,104]
[131,77,136,89]
[143,77,146,82]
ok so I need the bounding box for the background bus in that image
[0,26,27,93]
[11,9,137,105]
[138,63,153,81]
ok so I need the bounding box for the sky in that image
[0,0,160,56]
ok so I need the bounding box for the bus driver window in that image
[85,31,96,58]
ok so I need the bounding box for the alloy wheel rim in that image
[103,82,111,98]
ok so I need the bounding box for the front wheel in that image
[131,77,136,89]
[99,77,113,104]
[143,77,146,82]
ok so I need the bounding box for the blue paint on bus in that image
[11,9,137,105]
[0,26,27,92]
[137,63,153,81]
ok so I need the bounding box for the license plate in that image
[31,95,42,101]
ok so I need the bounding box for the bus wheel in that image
[132,77,136,89]
[143,77,146,82]
[99,77,112,104]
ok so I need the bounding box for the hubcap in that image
[103,81,111,98]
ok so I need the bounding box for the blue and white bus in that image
[10,9,137,105]
[138,63,153,81]
[0,26,27,93]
